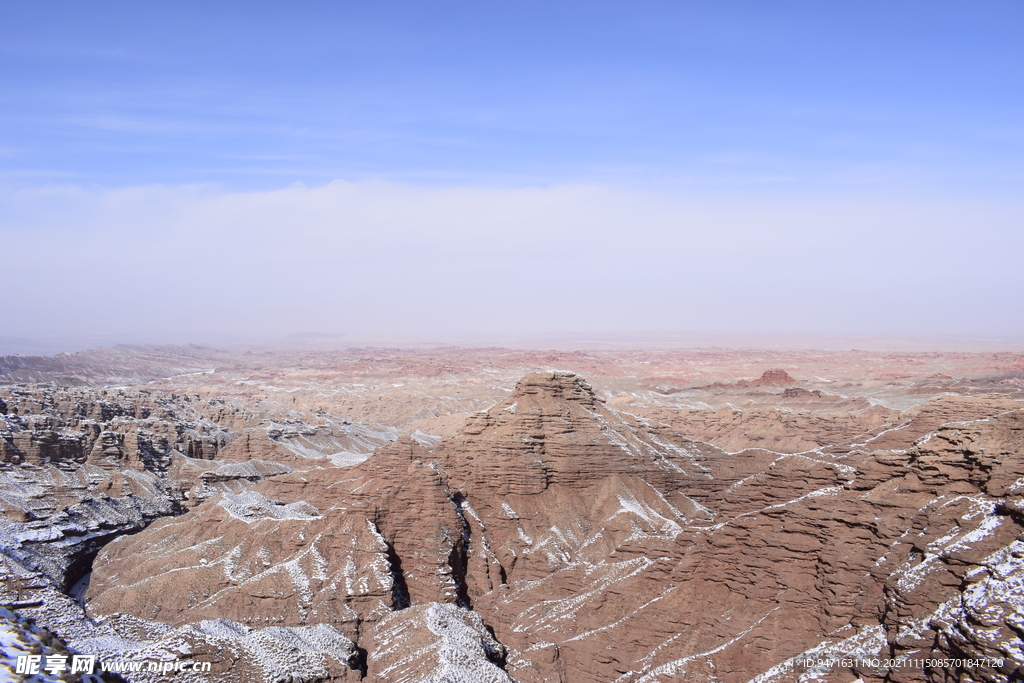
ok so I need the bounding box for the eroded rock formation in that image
[77,371,1024,682]
[2,349,1022,683]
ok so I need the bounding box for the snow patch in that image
[218,491,322,523]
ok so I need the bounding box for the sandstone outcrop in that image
[0,383,403,602]
[82,371,1024,681]
[369,603,515,682]
[3,348,1022,683]
[641,403,899,454]
[753,369,797,386]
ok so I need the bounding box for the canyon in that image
[0,345,1021,682]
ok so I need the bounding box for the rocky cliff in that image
[69,371,1024,682]
[0,382,411,682]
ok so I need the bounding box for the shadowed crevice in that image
[449,491,472,609]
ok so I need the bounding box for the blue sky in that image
[1,2,1022,349]
[4,1,1021,191]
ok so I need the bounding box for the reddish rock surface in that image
[83,371,1024,682]
[753,369,797,386]
[2,346,1023,682]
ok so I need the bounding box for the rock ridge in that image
[3,367,1022,682]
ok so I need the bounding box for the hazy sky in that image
[1,1,1022,350]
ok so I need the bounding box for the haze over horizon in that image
[2,1,1022,352]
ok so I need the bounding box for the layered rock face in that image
[0,384,408,683]
[643,402,899,453]
[752,369,796,386]
[1,361,1020,683]
[79,371,1024,682]
[0,386,314,591]
[83,373,718,679]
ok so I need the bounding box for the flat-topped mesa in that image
[753,368,796,386]
[439,371,706,495]
[508,370,601,407]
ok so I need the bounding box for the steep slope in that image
[84,373,723,679]
[74,373,1024,681]
[0,384,403,683]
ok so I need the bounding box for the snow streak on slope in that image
[218,491,322,523]
[372,602,516,683]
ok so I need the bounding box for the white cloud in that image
[2,180,1021,342]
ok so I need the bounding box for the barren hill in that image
[1,347,1022,682]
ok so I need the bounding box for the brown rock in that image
[40,372,1024,681]
[753,369,797,386]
